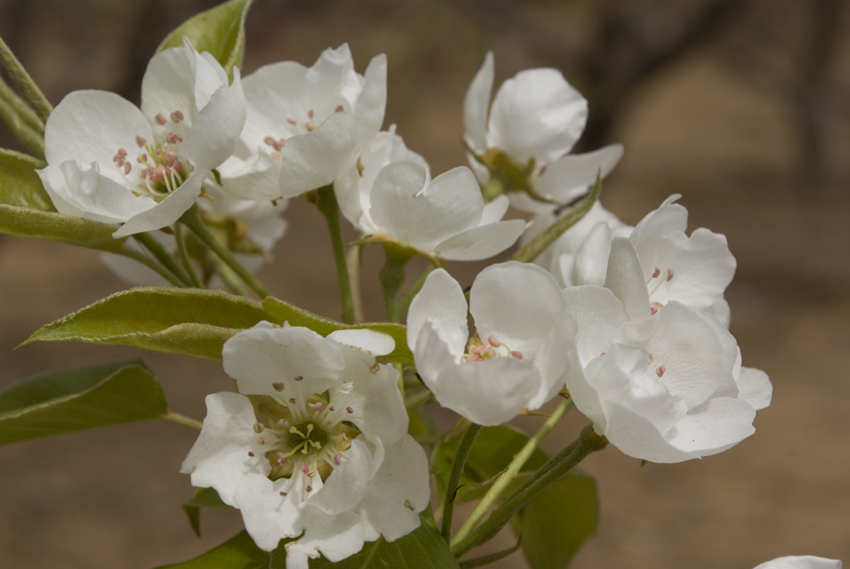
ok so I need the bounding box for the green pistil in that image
[282,422,329,458]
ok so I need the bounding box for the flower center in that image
[112,110,193,202]
[463,335,524,362]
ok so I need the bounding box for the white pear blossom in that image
[344,159,526,262]
[754,557,842,569]
[562,259,772,462]
[214,43,385,202]
[407,262,578,425]
[37,38,246,238]
[463,51,623,213]
[181,323,429,568]
[100,185,287,287]
[533,195,736,326]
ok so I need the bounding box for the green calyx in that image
[476,147,559,206]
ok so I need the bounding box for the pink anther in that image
[170,110,184,123]
[135,135,147,147]
[510,351,524,360]
[652,267,661,279]
[300,461,309,474]
[667,269,674,281]
[656,364,666,378]
[155,113,167,125]
[487,336,502,347]
[334,453,342,465]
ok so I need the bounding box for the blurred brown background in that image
[1,0,849,567]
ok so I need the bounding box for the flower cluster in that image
[31,28,816,567]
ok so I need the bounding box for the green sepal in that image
[432,425,549,505]
[509,470,599,569]
[157,0,252,81]
[0,358,167,445]
[183,487,231,537]
[24,287,269,359]
[262,297,414,366]
[159,509,459,569]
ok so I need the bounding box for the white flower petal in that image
[470,261,566,360]
[480,194,510,225]
[188,67,247,171]
[222,325,346,398]
[406,269,469,360]
[219,151,283,201]
[180,393,271,503]
[371,164,483,246]
[357,435,429,541]
[528,312,579,409]
[354,54,387,144]
[141,47,195,127]
[278,112,361,198]
[328,329,395,356]
[488,68,588,163]
[535,144,623,203]
[463,51,494,152]
[629,194,687,245]
[45,91,153,177]
[305,44,362,114]
[600,398,698,463]
[605,237,651,321]
[665,396,756,456]
[573,222,614,286]
[286,509,365,564]
[562,284,628,366]
[112,170,206,237]
[754,556,843,569]
[240,61,309,143]
[434,219,525,261]
[307,438,374,515]
[736,367,772,411]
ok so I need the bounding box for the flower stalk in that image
[450,397,573,549]
[451,423,607,557]
[379,242,416,322]
[180,204,271,298]
[133,232,192,287]
[174,223,204,288]
[0,34,53,121]
[0,76,44,158]
[161,411,203,431]
[315,184,355,323]
[442,423,482,541]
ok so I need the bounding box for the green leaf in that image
[160,511,459,569]
[157,0,252,80]
[25,287,269,359]
[0,148,52,210]
[262,297,414,365]
[0,358,167,445]
[511,471,599,569]
[183,487,231,537]
[157,531,270,569]
[0,204,130,252]
[433,425,549,505]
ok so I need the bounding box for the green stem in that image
[451,424,607,557]
[0,80,44,158]
[180,204,271,298]
[315,185,355,323]
[404,389,432,409]
[442,423,482,542]
[457,538,522,569]
[118,246,185,287]
[450,398,573,550]
[346,244,365,323]
[398,264,435,319]
[209,253,251,297]
[175,222,204,288]
[133,233,192,287]
[161,411,203,431]
[511,173,602,263]
[379,243,415,322]
[0,34,53,121]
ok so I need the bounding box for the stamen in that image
[667,269,674,281]
[306,485,313,492]
[307,401,324,412]
[656,364,666,378]
[287,118,297,125]
[648,353,654,364]
[166,133,183,144]
[272,382,285,391]
[279,491,288,497]
[307,109,314,119]
[488,336,502,347]
[170,110,184,123]
[335,105,344,113]
[334,453,342,465]
[328,406,335,412]
[294,376,303,382]
[510,350,524,360]
[652,267,661,279]
[650,302,663,316]
[300,461,309,474]
[346,407,353,414]
[247,451,254,457]
[277,418,288,428]
[253,422,265,434]
[258,436,269,445]
[290,398,296,404]
[135,136,147,147]
[155,113,167,125]
[123,162,131,175]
